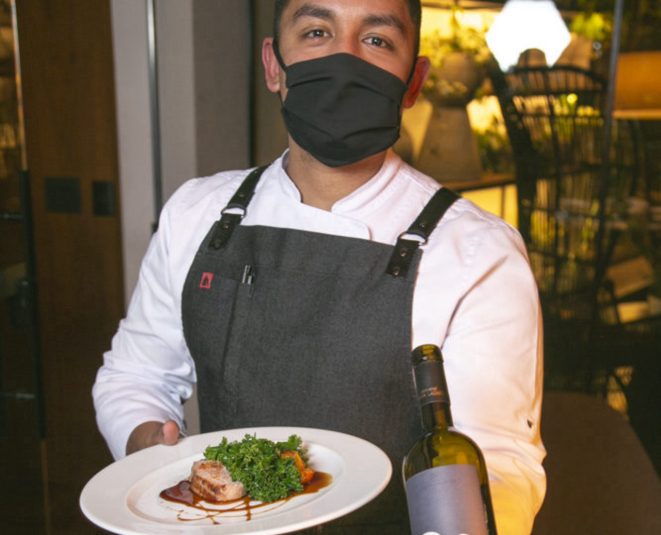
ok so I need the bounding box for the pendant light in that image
[486,0,571,71]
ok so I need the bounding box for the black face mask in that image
[273,41,411,168]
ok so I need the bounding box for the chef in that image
[93,0,546,533]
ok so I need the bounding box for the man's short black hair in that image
[273,0,422,57]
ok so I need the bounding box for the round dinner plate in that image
[80,426,392,534]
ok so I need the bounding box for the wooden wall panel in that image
[15,0,123,532]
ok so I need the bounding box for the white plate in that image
[80,426,392,534]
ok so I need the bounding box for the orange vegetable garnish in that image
[281,450,315,485]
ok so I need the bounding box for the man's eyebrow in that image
[292,4,335,24]
[363,13,407,35]
[290,5,406,36]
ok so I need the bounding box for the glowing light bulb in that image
[486,0,571,71]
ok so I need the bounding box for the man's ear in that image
[262,37,281,94]
[402,56,431,109]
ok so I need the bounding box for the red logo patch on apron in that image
[200,272,214,289]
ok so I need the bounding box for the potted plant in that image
[416,4,492,182]
[420,5,492,107]
[557,5,612,72]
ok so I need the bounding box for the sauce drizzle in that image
[160,471,333,524]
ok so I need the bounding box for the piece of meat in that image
[189,460,246,502]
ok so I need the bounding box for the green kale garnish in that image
[203,434,307,503]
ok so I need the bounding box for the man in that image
[94,0,546,533]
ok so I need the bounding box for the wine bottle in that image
[403,344,497,535]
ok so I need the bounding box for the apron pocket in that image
[183,269,255,431]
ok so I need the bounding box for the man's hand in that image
[126,420,180,456]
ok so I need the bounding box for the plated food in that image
[160,433,330,521]
[81,427,390,534]
[189,434,316,503]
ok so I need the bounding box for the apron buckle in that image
[209,212,243,250]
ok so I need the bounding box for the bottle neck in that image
[411,345,453,433]
[421,401,454,432]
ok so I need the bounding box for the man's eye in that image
[366,36,390,48]
[306,29,327,38]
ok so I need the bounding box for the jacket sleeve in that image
[92,186,196,460]
[447,222,546,535]
[414,211,547,535]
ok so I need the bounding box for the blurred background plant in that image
[467,96,513,174]
[420,2,492,107]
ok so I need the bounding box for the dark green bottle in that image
[403,344,497,535]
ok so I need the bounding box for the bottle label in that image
[405,464,487,535]
[414,361,449,406]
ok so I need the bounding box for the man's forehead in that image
[290,3,334,24]
[283,0,413,27]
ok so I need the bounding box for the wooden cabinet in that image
[1,1,123,532]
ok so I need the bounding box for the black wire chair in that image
[488,64,652,391]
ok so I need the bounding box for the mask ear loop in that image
[405,55,419,87]
[271,39,288,72]
[400,54,422,116]
[271,40,288,105]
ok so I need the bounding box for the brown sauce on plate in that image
[160,471,333,524]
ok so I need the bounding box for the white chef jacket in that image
[94,149,546,534]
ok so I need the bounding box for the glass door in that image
[0,0,47,532]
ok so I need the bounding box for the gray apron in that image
[181,166,458,534]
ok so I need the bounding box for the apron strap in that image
[386,187,460,278]
[209,166,269,250]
